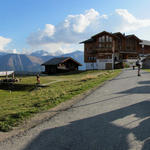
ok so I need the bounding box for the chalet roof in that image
[80,38,94,44]
[113,32,126,38]
[125,34,142,41]
[0,71,14,77]
[42,57,82,66]
[80,31,117,43]
[91,31,114,38]
[140,40,150,46]
[80,31,143,44]
[113,32,123,35]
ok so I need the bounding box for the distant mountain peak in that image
[0,53,43,72]
[31,50,50,57]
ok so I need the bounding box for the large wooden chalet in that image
[42,57,82,74]
[80,31,150,70]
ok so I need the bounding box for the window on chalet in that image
[106,36,109,42]
[99,35,112,43]
[133,41,137,50]
[108,55,111,59]
[99,43,106,48]
[99,43,102,48]
[98,36,112,49]
[99,36,105,42]
[88,56,96,61]
[102,43,105,48]
[118,39,122,49]
[126,39,137,50]
[106,44,109,48]
[109,37,112,42]
[104,43,112,49]
[126,39,130,49]
[102,36,105,42]
[99,37,102,42]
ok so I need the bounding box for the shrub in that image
[123,62,130,68]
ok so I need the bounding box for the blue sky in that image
[0,0,150,54]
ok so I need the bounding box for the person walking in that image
[132,62,135,70]
[136,57,142,76]
[36,74,40,84]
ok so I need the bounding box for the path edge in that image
[0,70,123,143]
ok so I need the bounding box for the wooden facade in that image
[139,40,150,55]
[42,57,82,74]
[81,31,150,70]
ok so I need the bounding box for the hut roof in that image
[80,38,95,44]
[0,71,14,77]
[42,57,82,66]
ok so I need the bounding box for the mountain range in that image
[0,50,85,72]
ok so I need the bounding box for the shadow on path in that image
[118,85,150,94]
[138,81,150,85]
[22,101,150,150]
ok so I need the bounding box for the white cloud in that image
[0,36,12,51]
[27,8,150,54]
[115,9,150,32]
[12,49,17,54]
[44,24,55,36]
[70,9,99,33]
[27,9,105,44]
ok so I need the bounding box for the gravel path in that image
[0,68,150,150]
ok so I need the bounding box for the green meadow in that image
[0,70,121,132]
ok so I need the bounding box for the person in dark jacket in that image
[136,57,142,76]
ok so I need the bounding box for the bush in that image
[123,62,130,68]
[0,122,12,132]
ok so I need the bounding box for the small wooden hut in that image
[42,57,82,74]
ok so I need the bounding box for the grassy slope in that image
[0,70,121,131]
[143,69,150,72]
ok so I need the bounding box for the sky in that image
[0,0,150,54]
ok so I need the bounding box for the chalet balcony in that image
[87,50,97,54]
[96,47,113,53]
[98,59,112,62]
[120,50,137,54]
[115,59,123,63]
